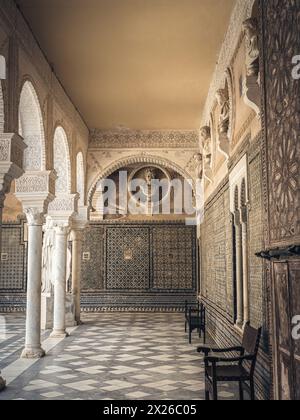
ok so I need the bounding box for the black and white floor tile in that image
[0,313,239,400]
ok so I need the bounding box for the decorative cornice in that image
[201,0,255,126]
[89,129,200,149]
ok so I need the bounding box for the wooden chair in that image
[185,301,206,344]
[197,324,262,400]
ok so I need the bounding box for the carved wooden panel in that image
[289,260,300,400]
[260,0,300,400]
[261,0,300,248]
[273,262,292,400]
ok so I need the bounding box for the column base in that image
[0,375,6,392]
[21,347,46,359]
[50,330,69,339]
[76,320,83,326]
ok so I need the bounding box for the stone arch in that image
[53,126,71,194]
[76,151,85,206]
[18,80,46,171]
[88,154,194,206]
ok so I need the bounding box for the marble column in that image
[50,224,70,338]
[71,229,84,325]
[21,208,45,358]
[234,211,244,327]
[15,171,56,360]
[241,206,249,325]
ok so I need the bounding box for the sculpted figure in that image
[144,168,156,187]
[193,153,203,180]
[216,89,230,135]
[41,218,55,294]
[242,18,259,77]
[200,126,212,168]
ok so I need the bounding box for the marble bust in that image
[242,18,259,77]
[216,89,230,135]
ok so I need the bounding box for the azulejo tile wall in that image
[0,221,198,312]
[81,222,198,312]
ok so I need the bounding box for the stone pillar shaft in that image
[51,226,69,338]
[235,223,244,326]
[241,221,249,325]
[71,230,83,324]
[22,210,45,358]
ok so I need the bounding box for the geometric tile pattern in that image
[0,313,238,400]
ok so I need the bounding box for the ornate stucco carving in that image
[88,154,196,205]
[53,126,71,194]
[90,129,199,149]
[201,0,255,126]
[15,171,55,194]
[48,193,79,214]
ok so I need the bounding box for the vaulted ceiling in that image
[17,0,235,130]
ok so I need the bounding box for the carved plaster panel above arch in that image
[88,154,196,206]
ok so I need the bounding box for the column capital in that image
[70,228,84,242]
[53,222,70,237]
[23,207,45,226]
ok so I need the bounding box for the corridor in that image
[0,313,238,400]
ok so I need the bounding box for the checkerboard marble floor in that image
[0,313,238,400]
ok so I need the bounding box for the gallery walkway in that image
[0,313,238,400]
